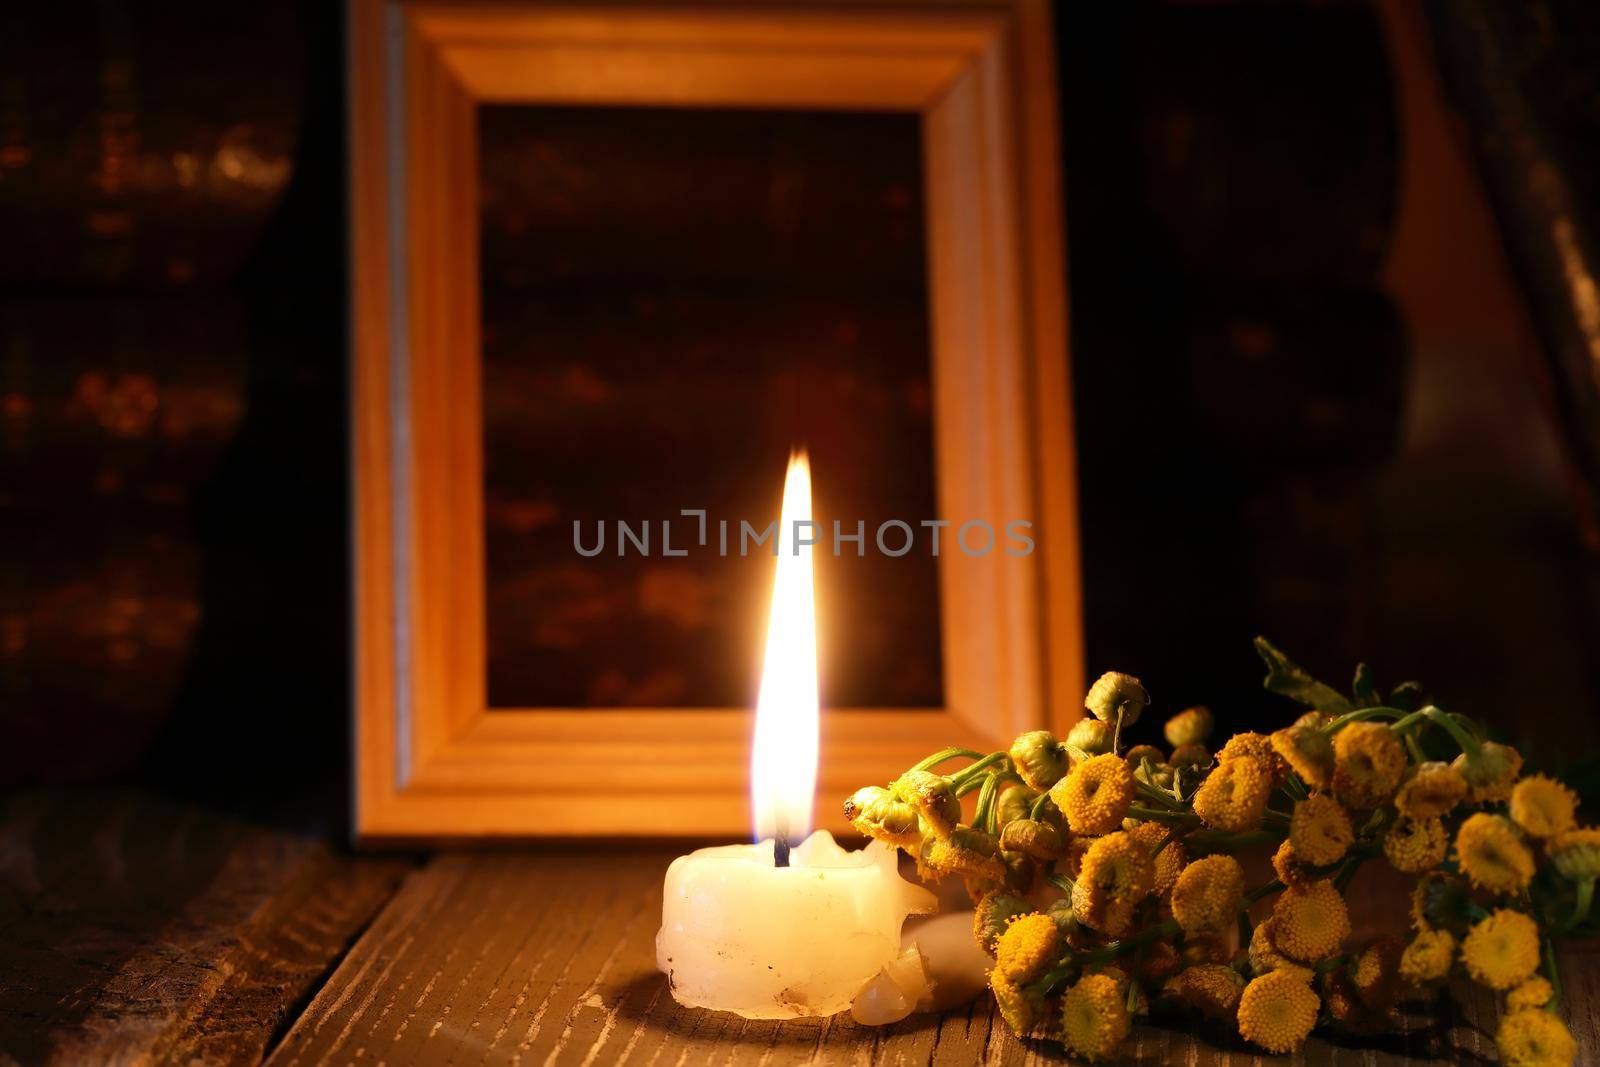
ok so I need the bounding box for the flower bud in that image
[1452,742,1523,804]
[994,782,1033,828]
[1009,730,1070,790]
[1067,718,1114,756]
[844,786,922,847]
[892,769,962,837]
[1164,705,1214,747]
[1085,671,1149,726]
[1000,817,1066,860]
[1270,712,1333,791]
[1124,743,1164,768]
[1548,829,1600,882]
[925,825,1006,882]
[1170,742,1210,769]
[973,891,1031,953]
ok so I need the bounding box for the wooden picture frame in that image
[350,0,1081,840]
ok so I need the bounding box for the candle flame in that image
[751,451,819,845]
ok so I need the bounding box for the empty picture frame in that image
[350,0,1081,840]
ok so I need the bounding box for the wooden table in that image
[1,790,1594,1065]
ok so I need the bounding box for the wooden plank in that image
[267,847,1595,1066]
[0,789,411,1066]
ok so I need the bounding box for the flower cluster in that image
[847,638,1589,1064]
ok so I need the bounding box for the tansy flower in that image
[1290,794,1354,865]
[1347,937,1404,1012]
[1123,743,1163,768]
[1237,970,1320,1053]
[1059,835,1093,880]
[1249,919,1313,981]
[1547,828,1600,882]
[1331,722,1406,809]
[1509,775,1578,839]
[844,786,922,847]
[1383,815,1449,874]
[1455,813,1535,894]
[892,770,962,837]
[1496,1007,1577,1067]
[1067,717,1114,756]
[1453,741,1523,804]
[1164,704,1214,747]
[999,817,1064,861]
[1072,831,1154,937]
[1507,975,1554,1012]
[1009,729,1069,790]
[1272,839,1316,888]
[973,891,1030,953]
[1138,941,1183,986]
[1217,731,1288,785]
[1127,819,1185,897]
[1170,854,1245,935]
[990,973,1045,1035]
[1060,972,1130,1062]
[1270,711,1333,790]
[1052,753,1135,836]
[994,912,1061,983]
[924,825,1006,882]
[1461,909,1541,990]
[1163,964,1244,1021]
[1170,742,1209,769]
[1192,756,1271,832]
[1084,671,1148,727]
[1399,927,1455,986]
[1394,761,1468,820]
[1271,880,1351,963]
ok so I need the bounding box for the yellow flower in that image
[1270,711,1333,790]
[1506,975,1554,1012]
[1162,964,1244,1021]
[1052,753,1135,836]
[990,972,1045,1035]
[1383,814,1448,874]
[1249,919,1313,981]
[1217,731,1288,785]
[1164,704,1213,747]
[1399,927,1455,986]
[1271,839,1316,888]
[1548,828,1600,882]
[1461,909,1541,990]
[1170,854,1245,935]
[1060,972,1130,1062]
[1237,970,1319,1053]
[1290,794,1354,866]
[1347,937,1404,1012]
[1394,761,1468,819]
[1193,756,1271,832]
[1331,722,1406,808]
[1496,1008,1577,1067]
[1455,813,1535,894]
[923,825,1006,882]
[973,891,1030,953]
[843,786,922,847]
[1071,831,1154,937]
[1453,741,1524,804]
[994,912,1061,983]
[892,770,962,836]
[1510,775,1578,839]
[1271,881,1351,963]
[1084,671,1148,727]
[1009,729,1069,790]
[1127,819,1185,897]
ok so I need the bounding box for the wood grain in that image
[267,847,1595,1065]
[0,789,411,1066]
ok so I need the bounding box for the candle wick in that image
[774,819,791,868]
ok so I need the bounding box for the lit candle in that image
[654,452,937,1019]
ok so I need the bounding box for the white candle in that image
[654,452,936,1018]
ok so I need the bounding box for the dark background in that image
[2,1,1597,829]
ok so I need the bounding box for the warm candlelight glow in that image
[750,451,820,844]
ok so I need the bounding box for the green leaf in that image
[1253,637,1353,714]
[1352,663,1377,708]
[1389,681,1425,712]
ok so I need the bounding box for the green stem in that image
[909,747,986,773]
[974,772,1000,834]
[1243,879,1286,908]
[1135,778,1182,811]
[1047,872,1076,895]
[1128,806,1200,826]
[1423,706,1481,759]
[1321,706,1408,734]
[1112,708,1124,756]
[949,752,1007,789]
[1388,709,1430,734]
[1029,792,1054,820]
[1542,938,1564,1012]
[1561,879,1595,933]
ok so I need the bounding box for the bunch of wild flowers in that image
[845,638,1589,1064]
